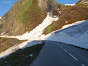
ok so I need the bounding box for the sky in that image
[0,0,19,16]
[56,0,79,4]
[0,0,79,16]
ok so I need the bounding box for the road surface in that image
[30,40,88,66]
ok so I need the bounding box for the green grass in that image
[0,44,44,66]
[16,0,45,32]
[0,0,45,56]
[0,0,45,35]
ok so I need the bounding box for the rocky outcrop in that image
[38,0,61,16]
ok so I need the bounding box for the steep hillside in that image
[0,0,44,36]
[0,0,61,53]
[43,1,88,34]
[0,0,60,36]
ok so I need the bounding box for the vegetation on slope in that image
[0,0,45,36]
[16,0,45,32]
[0,38,24,53]
[0,44,44,66]
[43,5,88,34]
[0,0,45,53]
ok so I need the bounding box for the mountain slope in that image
[0,0,88,64]
[0,0,44,36]
[43,2,88,34]
[0,0,60,36]
[0,0,61,54]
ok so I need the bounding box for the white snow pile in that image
[16,15,58,40]
[43,20,88,49]
[0,15,58,40]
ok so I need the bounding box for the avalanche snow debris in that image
[0,14,58,58]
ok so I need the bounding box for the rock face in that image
[0,0,61,36]
[38,0,61,16]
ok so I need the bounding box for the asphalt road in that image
[30,41,88,66]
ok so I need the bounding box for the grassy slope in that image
[16,0,45,32]
[43,4,88,34]
[0,0,45,36]
[0,38,24,53]
[0,44,44,66]
[0,0,45,53]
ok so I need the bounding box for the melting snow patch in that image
[65,21,68,23]
[29,54,33,57]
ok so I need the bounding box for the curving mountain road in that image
[31,40,88,66]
